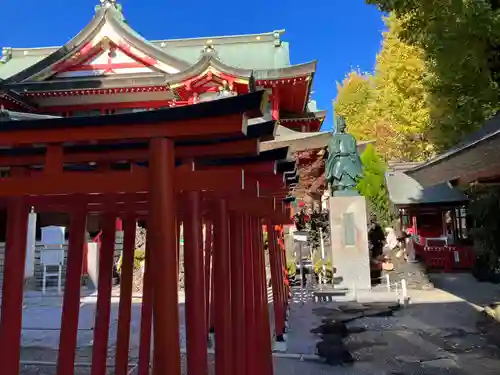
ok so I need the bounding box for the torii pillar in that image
[0,198,29,375]
[213,199,232,375]
[149,138,181,375]
[184,190,208,375]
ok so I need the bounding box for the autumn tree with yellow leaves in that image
[334,15,434,162]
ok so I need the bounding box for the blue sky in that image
[0,0,385,130]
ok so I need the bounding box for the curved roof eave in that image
[281,110,327,122]
[303,71,315,112]
[165,55,254,86]
[4,9,108,83]
[166,58,318,90]
[0,108,59,121]
[0,89,37,111]
[253,61,317,81]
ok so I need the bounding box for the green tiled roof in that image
[153,40,291,70]
[0,55,45,80]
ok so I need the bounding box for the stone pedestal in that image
[329,195,371,290]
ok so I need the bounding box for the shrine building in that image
[0,1,324,130]
[0,0,324,238]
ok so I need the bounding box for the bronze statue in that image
[325,115,364,196]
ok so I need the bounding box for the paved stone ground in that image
[19,353,216,375]
[286,285,399,355]
[4,289,186,374]
[278,273,500,375]
[11,273,500,374]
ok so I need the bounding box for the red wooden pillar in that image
[277,226,289,304]
[184,191,208,375]
[275,230,285,316]
[229,213,245,375]
[209,259,216,332]
[137,226,153,375]
[267,226,285,328]
[176,218,181,282]
[204,219,213,333]
[0,197,29,375]
[250,216,265,373]
[149,138,181,375]
[114,214,136,375]
[242,214,256,374]
[271,87,280,120]
[280,234,288,314]
[253,218,273,375]
[266,221,284,341]
[57,203,87,375]
[213,199,232,375]
[91,211,117,375]
[273,228,286,321]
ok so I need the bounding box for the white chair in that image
[40,226,66,294]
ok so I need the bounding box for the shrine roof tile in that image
[0,56,45,80]
[260,125,373,156]
[0,108,59,121]
[385,171,468,206]
[408,112,500,176]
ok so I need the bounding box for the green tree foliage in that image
[468,185,500,282]
[286,259,297,277]
[293,209,330,254]
[334,15,433,161]
[306,210,330,251]
[357,144,395,226]
[366,0,500,149]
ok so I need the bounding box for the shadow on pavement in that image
[282,275,500,375]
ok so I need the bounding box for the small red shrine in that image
[0,2,317,375]
[385,168,473,271]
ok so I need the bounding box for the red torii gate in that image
[0,91,291,375]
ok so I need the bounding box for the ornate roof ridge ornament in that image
[0,48,12,64]
[95,0,123,13]
[273,31,282,47]
[216,80,236,100]
[201,41,218,58]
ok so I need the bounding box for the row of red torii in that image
[0,91,293,375]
